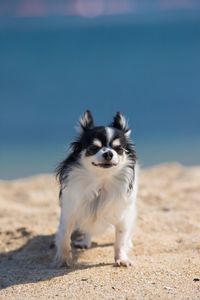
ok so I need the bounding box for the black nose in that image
[103,151,113,161]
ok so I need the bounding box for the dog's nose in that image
[103,151,113,161]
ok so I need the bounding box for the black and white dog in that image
[55,110,138,267]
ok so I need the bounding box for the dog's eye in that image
[113,146,124,155]
[90,145,100,151]
[86,145,100,155]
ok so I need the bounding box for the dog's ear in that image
[79,110,94,131]
[111,112,131,138]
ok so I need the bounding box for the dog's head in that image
[70,110,136,175]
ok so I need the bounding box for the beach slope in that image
[0,163,200,299]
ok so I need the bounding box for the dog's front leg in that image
[55,197,76,267]
[114,221,133,267]
[114,206,136,267]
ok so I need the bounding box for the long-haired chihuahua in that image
[55,110,138,267]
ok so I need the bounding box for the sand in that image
[0,163,200,299]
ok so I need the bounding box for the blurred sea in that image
[0,12,200,179]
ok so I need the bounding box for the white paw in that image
[115,258,133,267]
[54,251,73,268]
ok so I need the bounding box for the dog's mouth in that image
[92,162,117,168]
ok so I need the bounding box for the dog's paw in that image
[71,230,91,249]
[72,240,90,249]
[54,258,74,268]
[54,252,73,268]
[115,258,133,267]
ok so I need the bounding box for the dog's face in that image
[74,111,135,174]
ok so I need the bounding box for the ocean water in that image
[0,13,200,179]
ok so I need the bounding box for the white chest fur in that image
[61,166,137,235]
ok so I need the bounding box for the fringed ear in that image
[79,110,94,132]
[111,112,131,138]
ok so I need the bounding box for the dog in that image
[55,110,138,267]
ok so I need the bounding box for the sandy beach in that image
[0,163,200,299]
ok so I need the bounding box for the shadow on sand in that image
[0,233,113,290]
